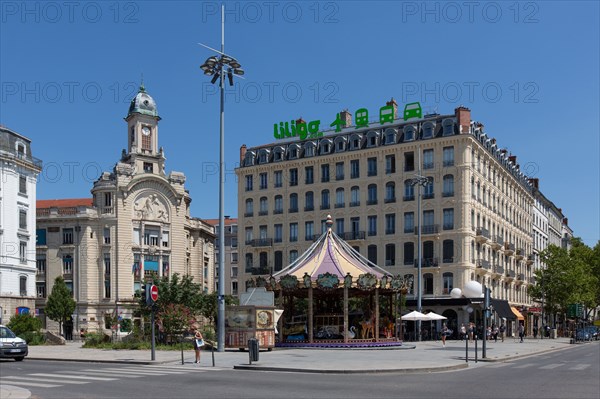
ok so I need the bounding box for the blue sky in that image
[1,1,598,246]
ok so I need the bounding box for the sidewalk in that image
[2,338,580,399]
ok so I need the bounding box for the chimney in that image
[296,117,306,125]
[509,155,517,164]
[386,98,398,119]
[455,106,471,134]
[528,178,539,189]
[240,144,247,163]
[339,109,352,127]
[562,217,568,226]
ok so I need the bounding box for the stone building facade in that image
[35,86,215,336]
[235,103,571,333]
[0,126,42,324]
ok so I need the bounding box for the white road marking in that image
[0,380,60,388]
[29,373,117,381]
[539,363,563,369]
[569,364,591,370]
[513,363,535,369]
[1,375,88,384]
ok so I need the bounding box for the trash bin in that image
[551,328,557,339]
[248,338,259,363]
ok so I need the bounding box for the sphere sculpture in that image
[463,280,483,298]
[450,288,462,298]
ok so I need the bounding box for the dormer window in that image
[244,151,256,166]
[304,142,316,157]
[287,144,300,160]
[16,142,26,159]
[273,146,284,161]
[334,136,347,153]
[366,130,379,147]
[319,139,332,155]
[403,125,416,142]
[349,133,363,150]
[258,149,270,164]
[384,128,397,145]
[442,118,454,136]
[422,122,435,139]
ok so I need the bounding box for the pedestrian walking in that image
[500,323,506,342]
[518,323,524,343]
[493,324,499,342]
[441,323,448,347]
[468,322,475,342]
[193,330,204,363]
[533,325,538,339]
[460,323,466,341]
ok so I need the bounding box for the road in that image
[1,343,598,399]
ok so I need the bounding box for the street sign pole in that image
[151,307,156,361]
[149,284,158,361]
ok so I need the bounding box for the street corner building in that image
[0,126,43,323]
[235,101,573,337]
[34,85,216,337]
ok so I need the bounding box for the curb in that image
[233,363,469,374]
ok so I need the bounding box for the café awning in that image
[511,306,525,321]
[490,298,516,320]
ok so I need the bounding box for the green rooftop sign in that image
[273,101,422,141]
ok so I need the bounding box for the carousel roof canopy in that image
[273,215,389,282]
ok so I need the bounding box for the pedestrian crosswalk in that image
[0,364,220,390]
[486,362,592,371]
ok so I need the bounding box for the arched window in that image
[385,182,396,202]
[259,197,268,215]
[443,272,453,294]
[245,199,253,216]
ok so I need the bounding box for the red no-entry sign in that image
[150,285,159,302]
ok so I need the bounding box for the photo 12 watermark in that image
[201,1,340,24]
[1,81,141,104]
[400,81,540,104]
[201,81,340,104]
[400,1,540,24]
[1,1,140,24]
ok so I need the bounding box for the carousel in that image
[245,216,413,348]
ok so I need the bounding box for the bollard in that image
[465,336,469,363]
[474,334,478,363]
[248,338,259,364]
[211,344,215,366]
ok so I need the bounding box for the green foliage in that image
[199,292,238,325]
[82,332,111,347]
[44,276,76,336]
[7,313,41,336]
[529,239,600,319]
[156,303,197,339]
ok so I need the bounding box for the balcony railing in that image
[515,248,525,260]
[506,270,516,278]
[384,197,396,203]
[494,265,504,275]
[504,243,515,255]
[476,228,490,243]
[491,235,504,249]
[304,205,315,211]
[341,231,365,241]
[526,254,535,264]
[349,201,360,207]
[476,259,491,269]
[414,258,439,267]
[251,238,273,247]
[258,210,268,216]
[403,195,415,201]
[366,199,378,205]
[414,225,439,235]
[422,193,434,200]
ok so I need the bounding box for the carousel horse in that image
[360,316,375,339]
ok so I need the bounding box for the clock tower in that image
[124,84,165,175]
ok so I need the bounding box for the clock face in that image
[142,126,151,136]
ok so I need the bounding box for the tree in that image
[199,292,238,327]
[45,276,76,337]
[156,303,197,343]
[529,239,600,321]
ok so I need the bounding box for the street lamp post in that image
[199,5,244,352]
[410,169,429,342]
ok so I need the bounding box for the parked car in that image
[0,325,28,361]
[583,326,599,340]
[575,329,592,341]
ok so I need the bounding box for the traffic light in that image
[140,283,147,302]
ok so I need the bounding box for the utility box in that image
[225,306,276,350]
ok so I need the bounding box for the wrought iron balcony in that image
[414,258,439,268]
[494,265,504,275]
[475,228,490,243]
[504,243,515,255]
[476,259,491,269]
[251,238,273,247]
[341,231,365,241]
[515,248,525,260]
[491,235,504,249]
[526,254,534,265]
[414,224,439,235]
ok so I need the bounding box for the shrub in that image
[7,314,42,336]
[82,332,111,347]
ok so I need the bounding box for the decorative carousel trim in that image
[279,274,299,291]
[316,272,340,290]
[357,273,378,291]
[390,274,413,292]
